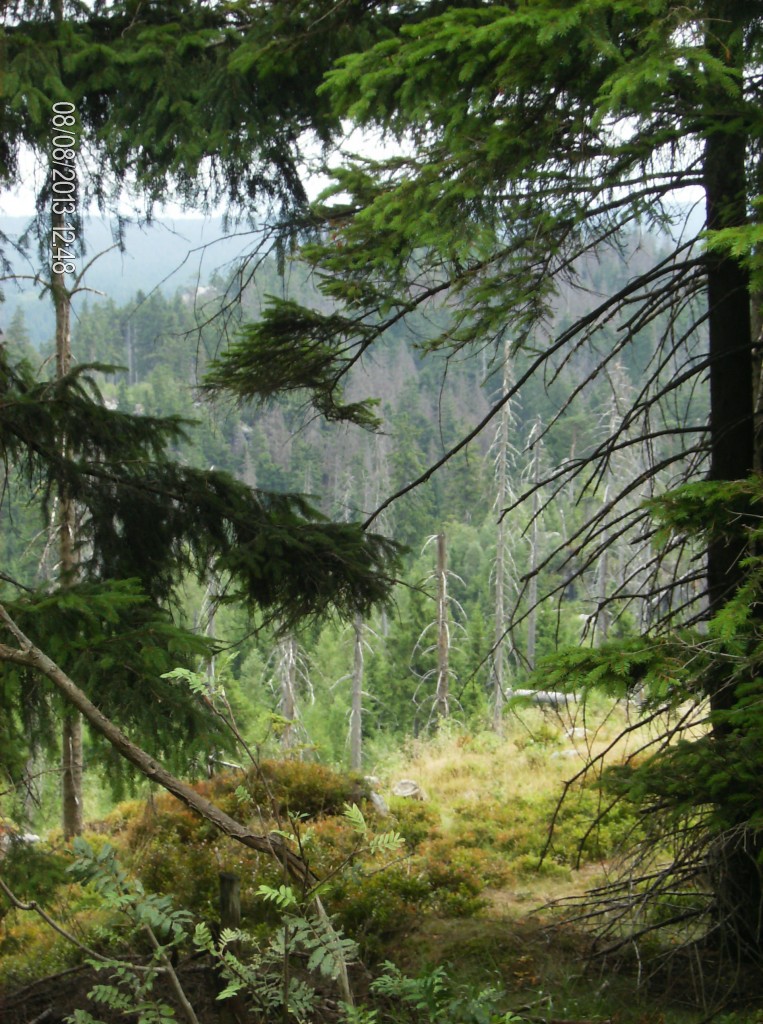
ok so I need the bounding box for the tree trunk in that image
[53,199,84,839]
[61,710,83,839]
[705,130,753,638]
[51,0,83,841]
[280,635,297,755]
[350,614,363,770]
[434,532,449,720]
[703,0,760,957]
[526,430,540,670]
[494,503,506,731]
[596,546,609,644]
[493,348,512,731]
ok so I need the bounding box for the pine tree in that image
[205,0,763,964]
[0,0,403,827]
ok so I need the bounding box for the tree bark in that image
[493,348,512,732]
[61,711,83,840]
[350,614,363,770]
[702,0,760,957]
[52,0,83,840]
[526,427,541,670]
[434,533,449,720]
[53,203,84,840]
[705,120,753,644]
[279,634,297,756]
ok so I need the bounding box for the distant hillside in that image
[0,203,704,349]
[0,215,259,347]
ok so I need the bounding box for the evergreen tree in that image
[0,342,399,816]
[1,0,405,829]
[205,0,763,963]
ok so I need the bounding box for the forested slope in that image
[1,224,700,765]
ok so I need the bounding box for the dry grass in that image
[360,708,725,1021]
[1,704,726,1022]
[371,703,665,817]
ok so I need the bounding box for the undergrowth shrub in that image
[0,840,69,914]
[389,799,440,850]
[512,721,563,750]
[513,853,572,880]
[367,961,522,1024]
[332,868,433,958]
[331,844,489,959]
[306,814,370,873]
[444,784,640,874]
[449,798,539,859]
[0,913,86,988]
[242,760,367,818]
[539,788,640,866]
[420,854,487,916]
[420,837,510,890]
[120,761,375,921]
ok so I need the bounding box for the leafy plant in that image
[369,962,522,1024]
[65,839,197,1024]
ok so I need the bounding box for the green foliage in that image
[192,919,318,1018]
[0,328,400,800]
[68,838,194,941]
[0,840,69,917]
[389,800,440,851]
[4,1,763,1008]
[63,838,194,1024]
[0,580,223,788]
[369,961,522,1024]
[0,0,410,225]
[256,883,298,911]
[204,301,383,428]
[343,801,404,856]
[62,835,361,1022]
[534,634,690,707]
[332,867,433,959]
[243,760,369,819]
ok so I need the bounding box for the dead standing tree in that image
[411,533,467,729]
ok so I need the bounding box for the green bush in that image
[513,854,571,880]
[333,867,433,958]
[390,799,440,850]
[0,840,69,917]
[539,788,639,866]
[242,760,368,819]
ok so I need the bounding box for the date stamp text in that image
[50,102,78,276]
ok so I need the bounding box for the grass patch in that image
[0,715,750,1022]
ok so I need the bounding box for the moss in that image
[242,760,368,819]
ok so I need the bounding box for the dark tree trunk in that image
[705,130,753,642]
[350,614,363,770]
[53,0,84,842]
[703,0,761,957]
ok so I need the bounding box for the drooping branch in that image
[0,601,357,1005]
[0,604,314,885]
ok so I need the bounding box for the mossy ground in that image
[1,709,760,1022]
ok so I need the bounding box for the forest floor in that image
[2,708,761,1023]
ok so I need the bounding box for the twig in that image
[0,876,112,965]
[144,925,201,1024]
